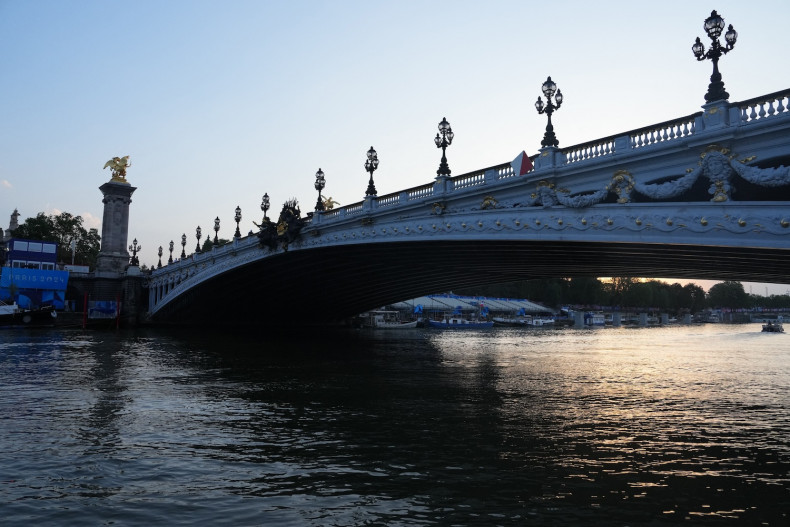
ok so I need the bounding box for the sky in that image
[1,0,789,295]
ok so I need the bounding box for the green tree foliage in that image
[683,283,707,313]
[12,212,101,268]
[707,281,750,309]
[201,237,231,252]
[461,276,712,314]
[750,293,790,309]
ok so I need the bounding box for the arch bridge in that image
[148,91,790,326]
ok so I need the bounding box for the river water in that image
[1,324,788,526]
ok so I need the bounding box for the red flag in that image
[511,151,533,175]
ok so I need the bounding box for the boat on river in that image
[0,302,58,327]
[492,314,554,327]
[428,314,493,329]
[360,310,419,329]
[762,321,784,333]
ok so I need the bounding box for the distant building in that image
[1,237,68,309]
[3,208,19,242]
[5,238,59,270]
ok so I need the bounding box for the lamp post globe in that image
[128,238,141,266]
[214,216,220,244]
[535,76,563,148]
[195,226,202,253]
[180,234,186,258]
[157,246,163,268]
[168,240,174,264]
[314,168,326,211]
[261,193,270,221]
[234,206,242,238]
[693,9,737,103]
[364,147,379,196]
[435,117,454,177]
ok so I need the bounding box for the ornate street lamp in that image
[168,240,174,264]
[434,117,454,177]
[364,146,379,196]
[535,76,563,148]
[314,168,326,211]
[195,226,202,253]
[261,193,270,221]
[692,10,737,103]
[234,206,242,238]
[157,246,163,268]
[128,238,141,266]
[180,233,186,258]
[213,216,220,244]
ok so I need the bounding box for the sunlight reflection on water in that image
[0,324,788,525]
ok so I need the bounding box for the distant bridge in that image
[147,90,790,326]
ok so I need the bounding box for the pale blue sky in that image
[1,1,788,294]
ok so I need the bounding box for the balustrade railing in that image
[733,88,790,124]
[407,184,434,201]
[152,89,789,260]
[450,170,486,190]
[563,138,616,164]
[495,164,518,180]
[629,114,698,149]
[344,202,363,215]
[376,193,400,208]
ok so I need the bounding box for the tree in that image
[683,283,707,313]
[202,237,231,252]
[12,212,101,268]
[707,281,750,309]
[567,277,604,306]
[623,281,654,309]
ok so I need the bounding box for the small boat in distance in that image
[360,310,419,329]
[492,314,555,327]
[762,320,784,333]
[584,312,606,326]
[428,314,493,329]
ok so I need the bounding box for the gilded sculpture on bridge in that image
[257,199,305,252]
[322,196,340,210]
[103,156,132,182]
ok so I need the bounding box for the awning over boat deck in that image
[388,293,553,314]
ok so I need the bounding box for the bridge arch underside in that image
[151,240,789,327]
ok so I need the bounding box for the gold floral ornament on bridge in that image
[607,170,635,203]
[103,156,131,183]
[481,196,498,209]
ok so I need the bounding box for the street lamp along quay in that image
[195,226,202,253]
[434,117,454,177]
[364,147,379,197]
[168,240,174,264]
[157,246,163,269]
[234,206,242,238]
[692,9,737,103]
[314,168,326,211]
[535,76,563,148]
[180,233,186,259]
[214,216,220,244]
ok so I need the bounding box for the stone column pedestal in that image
[96,180,137,276]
